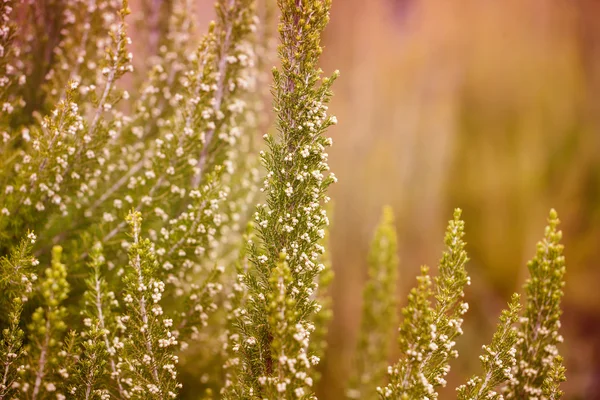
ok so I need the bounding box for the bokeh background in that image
[320,1,600,399]
[130,0,600,398]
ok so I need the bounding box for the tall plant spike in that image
[0,233,38,399]
[381,209,470,399]
[23,246,70,400]
[347,206,399,400]
[456,294,521,400]
[225,0,338,397]
[0,298,25,399]
[505,209,566,399]
[309,203,334,385]
[77,242,124,398]
[0,0,26,132]
[542,356,566,400]
[119,211,181,399]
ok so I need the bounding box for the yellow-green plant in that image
[347,207,399,400]
[223,0,338,397]
[1,0,261,397]
[505,210,567,399]
[365,209,566,400]
[0,0,568,398]
[378,209,470,399]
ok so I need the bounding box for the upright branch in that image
[381,209,470,399]
[0,298,25,400]
[76,242,124,399]
[504,209,567,399]
[347,206,399,400]
[308,203,334,385]
[125,0,198,143]
[118,211,181,399]
[23,246,70,400]
[0,0,133,245]
[80,0,258,274]
[225,0,338,397]
[0,0,26,131]
[541,357,566,400]
[71,321,110,400]
[0,233,38,399]
[456,294,521,400]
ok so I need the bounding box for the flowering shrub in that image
[0,0,566,399]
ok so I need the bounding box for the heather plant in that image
[0,0,568,399]
[347,207,399,400]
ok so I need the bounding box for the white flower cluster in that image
[117,213,181,398]
[0,0,134,236]
[0,0,26,120]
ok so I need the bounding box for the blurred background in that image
[131,0,600,398]
[321,0,600,398]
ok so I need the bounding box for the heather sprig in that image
[71,320,110,400]
[118,211,181,399]
[0,0,133,244]
[0,232,38,304]
[542,356,566,400]
[456,294,521,400]
[56,330,80,396]
[225,0,338,396]
[505,209,566,399]
[381,209,470,399]
[0,297,26,398]
[79,242,125,398]
[0,0,26,127]
[221,224,254,397]
[309,206,334,384]
[347,206,399,400]
[22,246,70,400]
[0,233,38,398]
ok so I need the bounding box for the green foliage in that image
[118,211,180,399]
[309,207,334,384]
[0,0,569,398]
[1,0,261,396]
[0,233,37,307]
[78,242,123,398]
[380,209,470,399]
[22,246,70,400]
[347,206,399,400]
[73,321,110,399]
[456,294,521,400]
[0,297,25,397]
[369,208,566,400]
[223,0,338,397]
[0,234,37,398]
[504,209,566,399]
[542,357,567,400]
